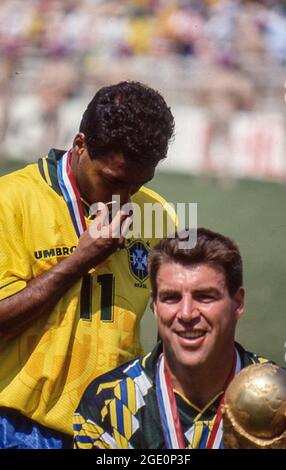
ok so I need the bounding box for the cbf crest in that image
[127,240,150,283]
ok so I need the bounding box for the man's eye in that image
[196,295,216,303]
[161,295,180,303]
[109,179,128,187]
[104,178,118,185]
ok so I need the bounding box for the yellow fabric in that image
[0,160,176,435]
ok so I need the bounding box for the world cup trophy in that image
[222,363,286,448]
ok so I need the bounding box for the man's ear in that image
[73,133,86,157]
[152,298,158,319]
[233,287,245,320]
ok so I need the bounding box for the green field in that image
[1,162,285,366]
[143,171,286,366]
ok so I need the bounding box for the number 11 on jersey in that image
[80,273,114,322]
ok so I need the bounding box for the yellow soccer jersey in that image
[0,149,177,435]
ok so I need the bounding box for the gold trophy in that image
[222,363,286,448]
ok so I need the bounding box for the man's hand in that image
[72,203,132,272]
[0,203,132,340]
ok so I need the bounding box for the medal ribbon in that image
[57,151,87,237]
[156,354,185,449]
[206,348,241,449]
[156,349,241,449]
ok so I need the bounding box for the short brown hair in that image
[148,228,243,300]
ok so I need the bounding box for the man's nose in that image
[178,295,201,321]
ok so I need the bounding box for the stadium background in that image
[0,0,285,366]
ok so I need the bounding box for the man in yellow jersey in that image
[0,81,176,448]
[74,228,274,449]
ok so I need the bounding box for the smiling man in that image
[0,81,175,448]
[74,228,272,449]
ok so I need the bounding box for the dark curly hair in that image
[79,81,175,166]
[149,228,243,300]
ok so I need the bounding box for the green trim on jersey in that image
[38,148,63,195]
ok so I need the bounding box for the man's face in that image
[153,262,244,370]
[73,134,156,205]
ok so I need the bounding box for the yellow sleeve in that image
[0,178,32,300]
[139,186,178,229]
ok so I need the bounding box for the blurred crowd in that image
[1,0,286,65]
[1,0,286,162]
[1,0,286,66]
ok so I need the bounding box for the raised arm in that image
[0,208,130,341]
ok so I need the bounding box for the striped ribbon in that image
[156,349,241,449]
[206,348,241,449]
[57,151,87,237]
[156,354,185,449]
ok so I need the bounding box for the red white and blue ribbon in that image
[156,348,241,449]
[57,151,87,237]
[156,354,185,449]
[206,348,241,449]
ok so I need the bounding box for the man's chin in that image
[174,350,209,370]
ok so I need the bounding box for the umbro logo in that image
[34,246,76,259]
